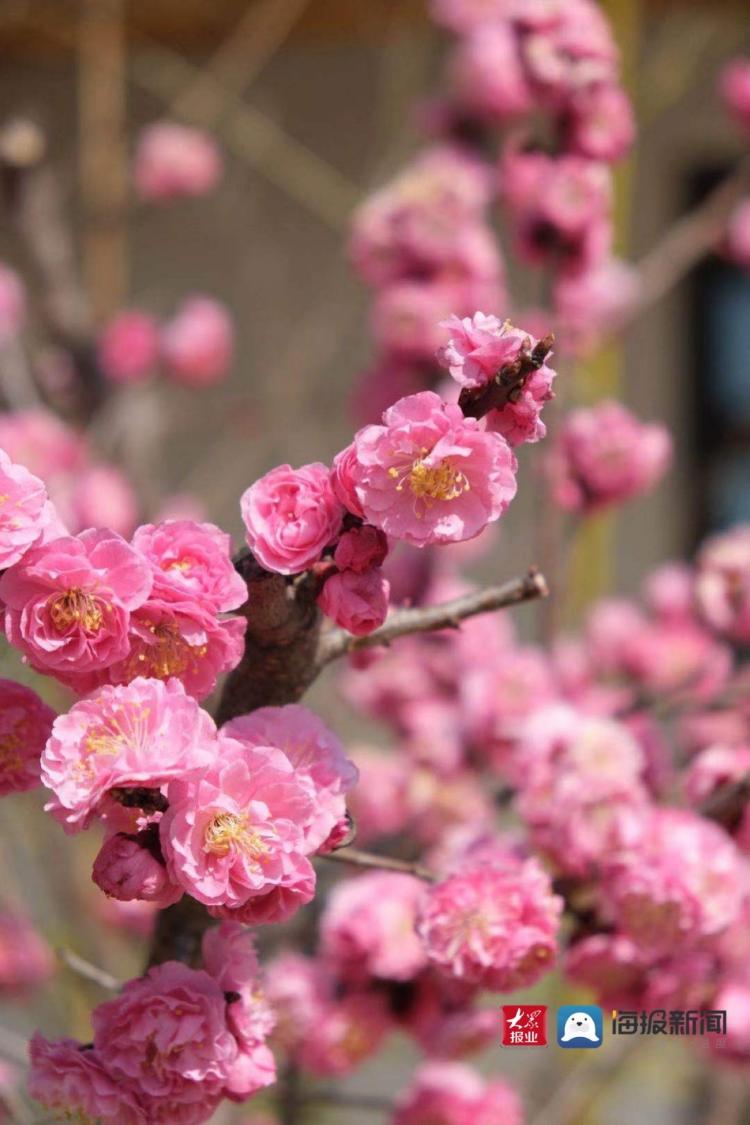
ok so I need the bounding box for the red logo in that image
[501,1005,548,1046]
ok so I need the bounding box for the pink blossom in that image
[720,59,750,132]
[210,857,316,926]
[563,932,650,1010]
[566,83,635,161]
[318,567,390,635]
[684,746,750,850]
[97,311,159,384]
[416,855,562,990]
[548,400,672,512]
[330,443,365,517]
[0,678,55,795]
[695,525,750,643]
[642,562,695,623]
[0,264,25,344]
[371,279,501,359]
[404,974,500,1058]
[297,991,392,1076]
[0,447,50,567]
[447,26,532,122]
[28,1035,145,1124]
[521,0,619,95]
[92,830,183,906]
[347,747,412,844]
[0,528,152,686]
[0,407,88,481]
[223,703,357,852]
[41,676,216,832]
[93,961,237,1106]
[500,148,612,272]
[394,1061,523,1125]
[553,258,637,355]
[349,390,517,547]
[0,912,54,994]
[349,146,493,287]
[601,808,744,955]
[108,576,246,700]
[133,519,246,613]
[160,735,315,908]
[320,872,427,981]
[241,461,343,575]
[333,525,389,572]
[134,122,222,201]
[161,296,233,387]
[71,465,139,537]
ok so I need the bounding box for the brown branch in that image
[700,773,750,832]
[320,847,436,882]
[633,154,750,314]
[58,948,120,991]
[317,567,548,667]
[458,333,555,420]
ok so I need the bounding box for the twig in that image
[304,1089,396,1113]
[320,847,435,882]
[633,154,750,313]
[57,948,120,992]
[317,567,548,667]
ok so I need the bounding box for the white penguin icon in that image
[561,1011,600,1042]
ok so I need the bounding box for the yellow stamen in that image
[48,588,103,634]
[203,812,269,866]
[387,447,470,511]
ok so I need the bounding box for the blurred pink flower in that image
[447,25,532,121]
[0,678,55,795]
[0,912,54,995]
[320,872,427,981]
[394,1061,523,1125]
[696,524,750,643]
[134,122,222,201]
[161,297,233,387]
[97,310,159,384]
[71,464,139,537]
[28,1035,144,1124]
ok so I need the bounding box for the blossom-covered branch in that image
[317,567,548,667]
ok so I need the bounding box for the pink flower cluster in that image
[0,408,137,536]
[547,400,672,513]
[0,517,246,698]
[133,121,222,202]
[29,925,274,1124]
[437,312,556,444]
[393,1061,523,1125]
[98,295,233,388]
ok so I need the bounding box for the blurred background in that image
[1,1,750,1123]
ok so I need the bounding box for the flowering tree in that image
[3,2,750,1122]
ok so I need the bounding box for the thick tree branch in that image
[316,567,548,667]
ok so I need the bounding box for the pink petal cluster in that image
[548,400,672,513]
[133,519,246,613]
[720,58,750,133]
[437,311,556,444]
[515,705,648,876]
[160,735,316,914]
[223,703,358,852]
[134,122,222,202]
[695,525,750,643]
[393,1061,523,1125]
[341,390,517,546]
[0,447,51,568]
[41,676,216,831]
[0,912,54,995]
[241,461,343,574]
[320,872,427,982]
[71,464,139,538]
[317,567,390,635]
[0,529,152,688]
[0,678,56,795]
[601,808,745,956]
[161,296,234,387]
[92,961,237,1121]
[500,148,612,274]
[553,257,637,355]
[28,1035,145,1125]
[416,853,562,990]
[97,310,159,384]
